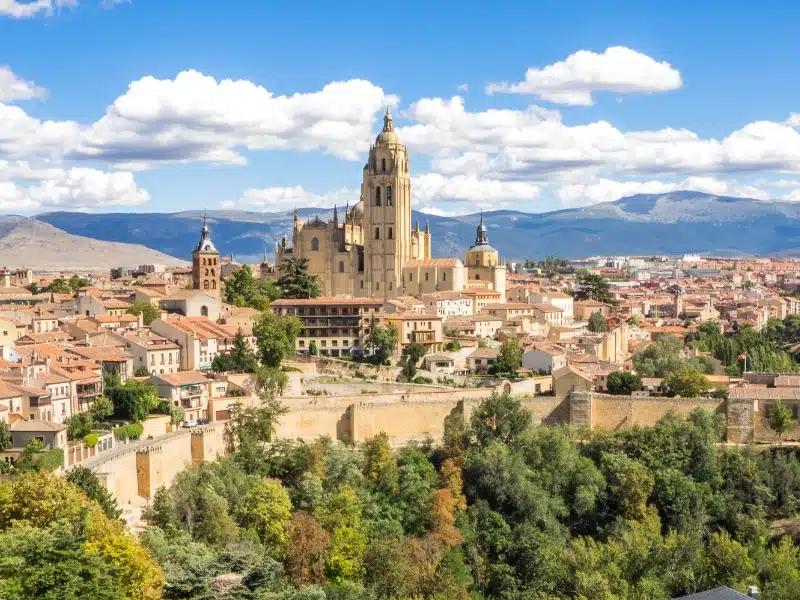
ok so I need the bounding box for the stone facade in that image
[192,216,221,296]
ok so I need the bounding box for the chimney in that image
[748,586,759,599]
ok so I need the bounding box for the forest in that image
[5,393,800,599]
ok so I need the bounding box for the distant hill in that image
[0,216,185,271]
[33,191,800,261]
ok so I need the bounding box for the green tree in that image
[606,371,642,395]
[212,327,259,372]
[0,421,9,451]
[587,311,609,333]
[601,452,654,521]
[227,366,289,454]
[496,336,522,375]
[66,466,122,520]
[90,395,114,423]
[110,267,123,279]
[627,314,642,327]
[133,366,150,377]
[65,412,94,440]
[768,400,796,441]
[107,379,159,421]
[573,272,615,304]
[401,342,426,381]
[308,341,318,356]
[364,318,398,364]
[126,301,158,325]
[316,486,367,583]
[277,257,321,299]
[224,264,280,309]
[239,477,293,557]
[363,432,397,486]
[470,392,531,448]
[252,310,302,368]
[663,368,711,398]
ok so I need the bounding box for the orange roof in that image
[271,297,383,306]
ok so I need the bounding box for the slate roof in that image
[673,586,751,599]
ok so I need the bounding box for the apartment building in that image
[480,302,537,320]
[420,291,474,317]
[384,313,444,354]
[115,330,181,376]
[151,371,210,422]
[270,297,383,357]
[151,316,252,371]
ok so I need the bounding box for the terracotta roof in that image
[530,303,563,313]
[468,348,499,359]
[10,419,66,433]
[154,371,208,386]
[67,346,130,362]
[385,313,443,321]
[100,298,132,309]
[0,381,23,399]
[553,363,594,381]
[482,303,535,310]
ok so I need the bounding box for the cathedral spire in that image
[333,204,339,224]
[425,219,430,234]
[475,211,489,246]
[416,217,421,232]
[383,107,393,132]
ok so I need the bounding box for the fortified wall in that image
[87,385,739,510]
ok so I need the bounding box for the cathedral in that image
[275,110,506,300]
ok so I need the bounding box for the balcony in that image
[181,397,201,409]
[77,385,101,398]
[28,395,52,407]
[180,385,203,399]
[411,330,437,344]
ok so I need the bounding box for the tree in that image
[496,336,522,375]
[224,264,280,310]
[0,421,9,451]
[601,452,654,521]
[663,368,711,398]
[627,314,642,327]
[316,486,367,583]
[239,478,293,557]
[107,379,159,421]
[768,400,796,441]
[470,392,531,448]
[607,371,642,395]
[587,311,609,333]
[286,511,331,586]
[573,272,615,304]
[227,366,289,453]
[14,439,64,473]
[126,300,158,325]
[401,342,426,381]
[66,466,122,520]
[110,267,123,280]
[252,310,302,368]
[65,412,94,440]
[133,366,150,377]
[277,257,321,299]
[363,432,397,486]
[364,318,398,364]
[90,395,114,423]
[212,328,259,372]
[309,341,318,356]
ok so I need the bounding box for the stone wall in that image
[591,393,726,431]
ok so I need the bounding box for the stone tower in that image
[362,108,411,300]
[192,215,220,296]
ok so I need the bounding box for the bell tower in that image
[192,214,221,296]
[362,109,411,300]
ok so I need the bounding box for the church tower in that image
[361,109,411,300]
[192,215,221,296]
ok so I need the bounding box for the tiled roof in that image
[673,587,750,600]
[11,419,66,433]
[154,371,209,386]
[271,297,382,306]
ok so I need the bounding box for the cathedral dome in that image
[375,108,400,145]
[350,200,364,218]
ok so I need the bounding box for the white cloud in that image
[413,173,540,212]
[0,0,76,18]
[0,102,81,158]
[73,70,398,166]
[225,185,359,212]
[457,83,469,92]
[0,66,46,102]
[554,176,770,208]
[0,161,149,211]
[486,46,682,106]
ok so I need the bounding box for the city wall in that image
[86,386,740,509]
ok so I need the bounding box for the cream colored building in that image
[275,111,506,300]
[384,313,444,354]
[115,330,181,376]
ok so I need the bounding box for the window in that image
[311,237,319,251]
[409,273,413,282]
[443,272,447,281]
[339,261,345,273]
[211,268,215,277]
[202,258,206,266]
[375,186,381,206]
[386,186,392,205]
[388,226,393,240]
[475,274,480,280]
[211,280,217,290]
[204,280,210,290]
[201,305,208,317]
[376,282,380,291]
[381,157,386,172]
[389,282,393,291]
[375,227,380,240]
[205,268,209,276]
[425,272,429,282]
[360,280,364,289]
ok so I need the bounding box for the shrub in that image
[413,376,433,384]
[83,433,99,448]
[114,422,144,441]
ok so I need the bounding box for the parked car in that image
[182,419,198,428]
[197,418,210,425]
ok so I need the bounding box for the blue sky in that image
[2,0,800,216]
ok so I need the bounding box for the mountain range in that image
[0,216,185,271]
[9,191,800,267]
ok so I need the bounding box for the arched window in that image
[211,268,215,276]
[389,282,393,291]
[204,280,210,290]
[205,268,209,276]
[201,258,206,266]
[339,261,345,273]
[375,227,380,240]
[201,305,208,317]
[425,272,429,282]
[381,157,386,172]
[376,282,380,291]
[388,227,393,240]
[475,274,480,280]
[409,273,413,282]
[311,237,319,251]
[375,186,381,206]
[405,160,408,172]
[475,258,480,266]
[386,186,392,205]
[443,272,447,281]
[212,280,217,290]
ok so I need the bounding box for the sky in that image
[2,0,800,217]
